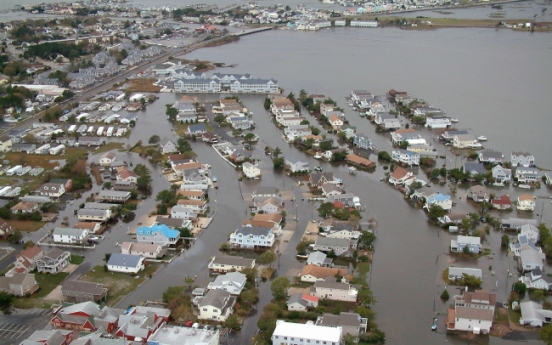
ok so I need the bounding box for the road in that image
[204,103,238,143]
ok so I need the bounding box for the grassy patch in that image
[79,264,160,306]
[3,152,61,169]
[124,78,161,93]
[13,272,69,308]
[173,122,190,137]
[94,142,125,154]
[69,255,85,265]
[442,268,452,284]
[91,165,102,184]
[353,262,370,286]
[508,308,521,324]
[0,264,14,276]
[5,220,45,232]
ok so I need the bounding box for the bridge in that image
[233,27,273,37]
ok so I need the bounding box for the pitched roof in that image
[107,253,143,268]
[198,289,232,308]
[518,194,536,202]
[492,194,511,205]
[210,256,255,267]
[236,225,272,237]
[301,265,347,279]
[253,213,283,223]
[61,280,105,295]
[136,224,180,238]
[391,167,409,179]
[18,246,43,260]
[455,306,493,321]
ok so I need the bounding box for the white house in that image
[519,268,551,291]
[285,156,309,173]
[519,301,552,327]
[519,248,545,272]
[229,225,275,248]
[453,134,481,149]
[159,138,178,154]
[196,289,236,321]
[425,115,451,129]
[242,162,260,179]
[478,151,503,164]
[448,267,483,281]
[425,193,453,212]
[107,253,145,274]
[492,165,511,184]
[136,225,180,246]
[520,224,540,243]
[511,151,535,167]
[52,228,89,244]
[450,235,481,253]
[448,290,495,334]
[207,271,246,295]
[99,151,116,166]
[170,205,197,220]
[272,320,342,345]
[517,194,536,211]
[516,167,539,184]
[36,183,65,198]
[391,149,420,166]
[254,197,282,215]
[388,167,414,185]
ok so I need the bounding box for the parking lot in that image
[0,308,51,344]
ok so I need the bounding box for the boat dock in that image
[233,27,273,37]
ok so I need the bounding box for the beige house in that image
[0,136,12,153]
[11,201,39,214]
[208,256,255,273]
[300,265,349,283]
[0,273,39,296]
[120,242,167,259]
[310,277,358,302]
[517,194,536,212]
[195,289,236,321]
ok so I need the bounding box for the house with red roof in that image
[388,167,414,186]
[491,194,512,210]
[9,246,44,277]
[287,293,319,311]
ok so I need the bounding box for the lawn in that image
[3,152,61,169]
[69,255,85,265]
[13,272,69,308]
[352,262,370,286]
[94,142,125,154]
[5,219,45,232]
[79,264,161,306]
[124,79,161,93]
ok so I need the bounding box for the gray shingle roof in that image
[107,253,143,268]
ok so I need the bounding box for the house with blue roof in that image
[424,192,452,211]
[187,123,207,136]
[107,253,145,274]
[136,224,180,246]
[391,149,420,166]
[511,234,543,257]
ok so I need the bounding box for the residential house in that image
[77,209,111,223]
[425,193,453,212]
[391,149,420,166]
[272,320,342,345]
[438,213,469,225]
[316,312,368,337]
[35,248,70,274]
[346,154,376,169]
[518,194,536,211]
[175,190,206,201]
[287,293,319,311]
[254,197,283,214]
[95,190,131,203]
[307,251,333,267]
[521,224,540,243]
[452,134,481,149]
[0,273,38,296]
[353,133,372,150]
[492,165,512,184]
[447,290,495,334]
[11,201,39,214]
[516,167,539,184]
[196,289,236,321]
[155,216,188,230]
[468,185,488,203]
[136,224,180,246]
[207,256,256,273]
[511,151,535,167]
[147,324,220,345]
[159,138,178,154]
[388,167,414,185]
[410,186,434,202]
[107,253,145,274]
[0,136,13,153]
[325,223,359,240]
[478,151,503,164]
[116,169,138,184]
[510,234,542,258]
[252,187,280,199]
[229,225,275,248]
[451,235,481,253]
[448,267,483,281]
[36,183,65,198]
[425,115,451,129]
[207,271,247,295]
[391,130,426,146]
[310,277,358,302]
[519,248,545,272]
[519,268,552,291]
[284,156,309,173]
[61,280,108,303]
[328,114,343,130]
[11,246,43,276]
[313,237,350,256]
[242,162,261,179]
[519,301,552,327]
[53,228,89,244]
[170,205,198,220]
[99,151,116,166]
[309,172,338,187]
[300,265,348,283]
[121,242,167,259]
[188,123,207,136]
[0,219,13,240]
[51,302,102,332]
[464,162,487,177]
[177,199,207,213]
[501,218,539,230]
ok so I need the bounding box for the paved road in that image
[0,308,51,345]
[204,103,238,144]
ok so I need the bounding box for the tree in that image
[462,245,470,255]
[225,314,241,330]
[7,230,22,244]
[501,234,510,247]
[378,151,391,162]
[359,230,376,249]
[156,189,175,204]
[273,147,282,157]
[540,324,552,345]
[260,250,277,265]
[296,241,308,255]
[0,292,13,315]
[272,157,284,170]
[3,65,15,78]
[513,282,527,294]
[240,289,258,306]
[241,267,258,283]
[427,205,446,222]
[354,305,375,320]
[441,289,449,300]
[270,276,290,300]
[243,132,255,142]
[459,274,482,288]
[257,311,277,333]
[358,286,375,306]
[162,285,186,303]
[214,114,226,124]
[177,138,192,153]
[342,333,357,345]
[533,289,548,302]
[148,135,160,144]
[165,104,177,121]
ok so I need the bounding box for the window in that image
[203,308,207,311]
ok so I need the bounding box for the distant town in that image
[0,1,551,345]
